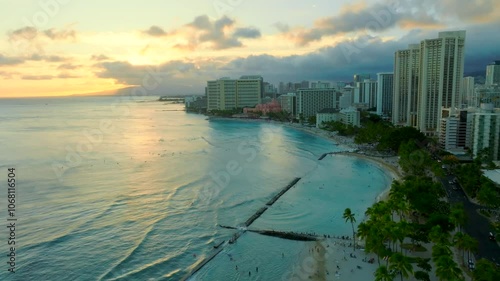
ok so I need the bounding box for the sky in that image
[0,0,499,97]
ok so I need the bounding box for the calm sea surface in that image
[0,96,391,281]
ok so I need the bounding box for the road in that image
[439,172,500,265]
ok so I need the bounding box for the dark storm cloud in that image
[284,0,498,46]
[286,0,442,46]
[224,22,500,82]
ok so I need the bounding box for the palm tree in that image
[473,259,500,281]
[434,255,463,281]
[452,232,466,264]
[389,252,413,281]
[374,265,395,281]
[429,225,450,245]
[343,208,356,251]
[449,203,467,232]
[462,234,478,262]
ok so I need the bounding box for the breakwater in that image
[248,229,318,241]
[266,177,301,206]
[318,151,353,160]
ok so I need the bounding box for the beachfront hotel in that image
[206,76,263,111]
[392,44,420,127]
[417,30,466,136]
[296,88,342,118]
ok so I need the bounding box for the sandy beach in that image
[285,236,381,281]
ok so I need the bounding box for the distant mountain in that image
[71,86,202,97]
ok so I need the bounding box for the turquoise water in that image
[0,96,390,281]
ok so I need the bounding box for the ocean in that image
[0,96,391,281]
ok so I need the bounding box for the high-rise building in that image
[301,80,310,89]
[417,30,466,136]
[439,108,471,151]
[471,103,500,160]
[376,72,394,116]
[296,88,342,118]
[206,76,262,111]
[354,79,377,108]
[278,93,296,115]
[392,44,420,127]
[461,76,475,107]
[485,60,500,86]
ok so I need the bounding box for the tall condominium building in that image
[296,88,342,118]
[354,79,378,108]
[471,103,500,160]
[392,44,420,127]
[207,76,262,111]
[417,30,466,136]
[485,60,500,86]
[353,74,370,83]
[376,72,394,116]
[461,76,475,107]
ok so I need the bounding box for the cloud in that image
[91,54,110,61]
[57,63,79,70]
[280,0,500,46]
[57,73,79,79]
[8,26,76,41]
[146,15,261,50]
[94,60,196,85]
[21,75,54,80]
[0,54,24,66]
[274,22,290,33]
[143,25,167,37]
[233,27,261,38]
[43,28,76,40]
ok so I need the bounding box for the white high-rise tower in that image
[417,30,466,136]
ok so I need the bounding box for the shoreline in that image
[208,116,402,280]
